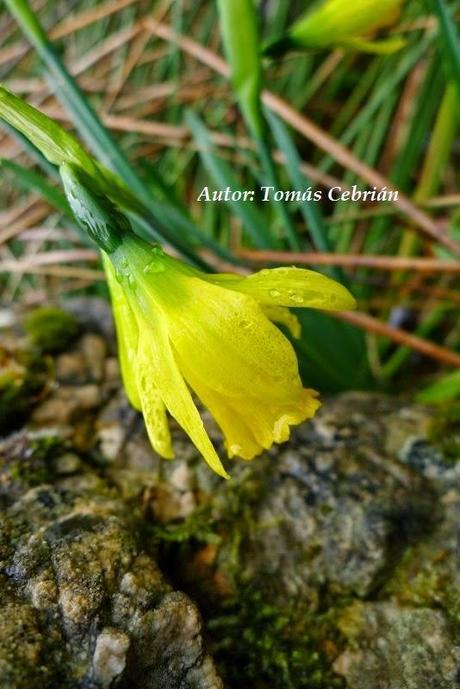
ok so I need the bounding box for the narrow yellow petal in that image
[208,267,356,311]
[135,308,229,479]
[341,36,406,54]
[136,329,173,459]
[261,305,302,339]
[176,355,264,460]
[103,253,141,410]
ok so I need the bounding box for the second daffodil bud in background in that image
[265,0,406,56]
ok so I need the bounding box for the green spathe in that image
[60,163,127,254]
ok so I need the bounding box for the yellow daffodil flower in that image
[102,234,356,478]
[266,0,405,56]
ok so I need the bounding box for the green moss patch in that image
[24,307,80,354]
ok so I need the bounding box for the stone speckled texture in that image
[1,300,460,689]
[0,430,223,689]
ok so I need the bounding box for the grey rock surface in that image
[0,431,223,689]
[334,603,460,689]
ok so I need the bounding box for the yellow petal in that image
[178,349,320,460]
[163,277,304,402]
[134,307,229,479]
[136,328,173,459]
[261,305,301,339]
[103,253,141,410]
[341,36,406,54]
[208,267,356,311]
[159,277,320,451]
[175,360,263,460]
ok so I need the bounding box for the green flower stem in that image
[60,164,126,254]
[216,0,264,140]
[4,0,145,199]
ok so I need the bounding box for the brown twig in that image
[0,249,99,272]
[334,310,460,368]
[237,250,460,273]
[0,0,140,68]
[0,202,50,245]
[0,264,104,280]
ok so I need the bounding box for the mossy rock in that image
[0,350,49,434]
[24,307,80,354]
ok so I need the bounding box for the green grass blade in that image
[266,110,345,281]
[1,158,70,216]
[429,0,460,89]
[186,110,277,249]
[417,369,460,403]
[216,0,264,138]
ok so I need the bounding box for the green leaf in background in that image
[0,87,97,174]
[186,110,277,248]
[417,369,460,403]
[216,0,264,138]
[428,0,460,92]
[265,0,406,56]
[295,310,372,392]
[0,158,71,217]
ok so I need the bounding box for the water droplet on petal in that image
[269,289,281,298]
[143,261,165,274]
[239,319,252,330]
[288,290,304,304]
